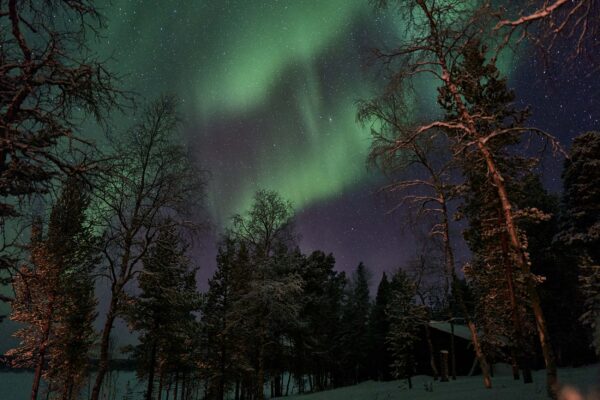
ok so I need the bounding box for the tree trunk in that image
[499,214,533,384]
[477,140,557,396]
[165,380,171,400]
[181,372,186,400]
[424,324,439,380]
[273,376,280,397]
[90,290,119,400]
[218,341,226,400]
[450,320,456,380]
[31,294,56,400]
[440,200,492,388]
[440,350,449,382]
[146,337,158,400]
[421,14,558,391]
[174,372,179,400]
[257,329,266,400]
[31,338,47,400]
[158,366,164,400]
[45,383,53,400]
[510,348,521,380]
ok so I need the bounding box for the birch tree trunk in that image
[414,3,559,390]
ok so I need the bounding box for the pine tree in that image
[386,269,427,389]
[234,247,303,400]
[7,177,98,400]
[558,131,600,356]
[368,273,392,381]
[228,189,303,400]
[339,262,371,385]
[8,221,60,400]
[448,42,558,383]
[293,251,346,391]
[518,176,589,366]
[46,178,99,400]
[364,1,560,393]
[202,237,251,400]
[125,224,200,400]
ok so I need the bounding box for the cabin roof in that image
[428,321,473,341]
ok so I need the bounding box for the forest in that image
[0,1,598,400]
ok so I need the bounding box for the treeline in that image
[1,1,599,400]
[3,171,598,400]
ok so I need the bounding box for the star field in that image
[92,0,600,285]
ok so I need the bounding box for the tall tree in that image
[558,131,600,356]
[7,177,98,400]
[0,1,123,286]
[202,237,251,400]
[339,262,371,385]
[367,1,560,394]
[125,224,200,400]
[359,83,492,389]
[386,269,428,389]
[231,189,295,259]
[449,42,544,384]
[229,189,302,400]
[8,220,59,400]
[368,273,393,381]
[45,180,98,400]
[292,250,347,392]
[0,0,122,220]
[91,96,204,400]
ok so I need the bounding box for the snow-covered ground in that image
[277,365,600,400]
[0,365,598,400]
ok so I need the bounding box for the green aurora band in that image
[94,0,513,225]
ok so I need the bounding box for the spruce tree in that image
[449,42,554,383]
[202,237,251,400]
[559,131,600,356]
[339,262,371,385]
[8,177,98,400]
[125,224,200,400]
[229,189,303,400]
[368,273,392,381]
[363,1,560,393]
[293,250,346,391]
[386,269,427,389]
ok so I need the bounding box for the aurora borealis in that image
[97,0,378,218]
[93,0,600,281]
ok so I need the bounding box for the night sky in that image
[93,0,600,289]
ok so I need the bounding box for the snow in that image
[275,365,600,400]
[0,365,598,400]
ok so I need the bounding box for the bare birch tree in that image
[0,0,122,218]
[0,0,124,291]
[365,1,560,396]
[493,0,600,67]
[358,92,493,388]
[90,95,204,400]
